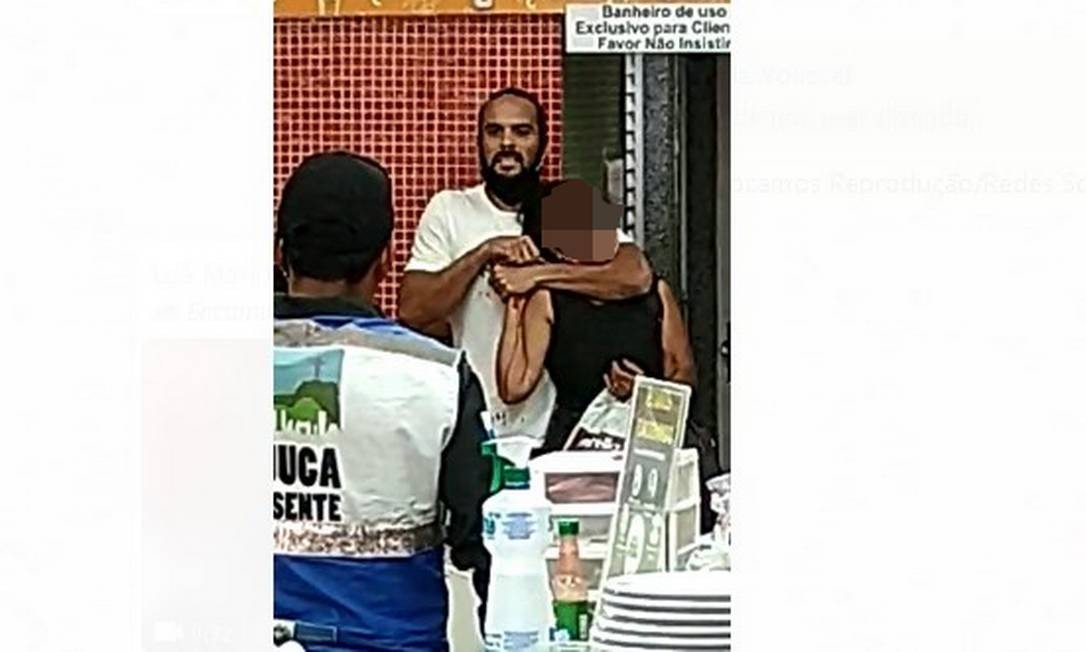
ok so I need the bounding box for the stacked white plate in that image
[589,571,731,651]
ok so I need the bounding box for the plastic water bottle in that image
[482,437,554,651]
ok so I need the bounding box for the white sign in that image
[565,3,731,54]
[600,377,692,583]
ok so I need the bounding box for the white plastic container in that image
[482,437,556,651]
[530,448,702,593]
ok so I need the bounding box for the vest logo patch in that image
[274,349,344,436]
[274,348,346,526]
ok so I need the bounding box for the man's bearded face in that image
[478,95,543,206]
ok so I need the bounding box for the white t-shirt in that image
[404,183,631,444]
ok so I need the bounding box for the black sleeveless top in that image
[544,278,665,413]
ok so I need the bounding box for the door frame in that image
[716,55,730,469]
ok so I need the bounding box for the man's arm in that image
[538,243,652,299]
[399,237,539,332]
[490,243,652,301]
[421,319,453,343]
[399,247,490,333]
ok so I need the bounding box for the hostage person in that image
[494,178,697,456]
[399,87,653,446]
[274,152,491,651]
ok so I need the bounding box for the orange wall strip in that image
[276,0,727,17]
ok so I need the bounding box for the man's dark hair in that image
[276,152,393,284]
[476,86,549,162]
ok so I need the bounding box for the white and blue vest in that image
[273,315,463,650]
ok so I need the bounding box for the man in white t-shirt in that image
[399,87,652,445]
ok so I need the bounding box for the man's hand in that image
[603,358,644,401]
[482,235,540,266]
[490,263,541,301]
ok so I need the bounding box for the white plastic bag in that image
[706,473,731,547]
[561,389,632,452]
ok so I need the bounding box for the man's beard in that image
[480,152,541,207]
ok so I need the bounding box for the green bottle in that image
[551,519,590,641]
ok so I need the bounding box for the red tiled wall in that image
[274,16,564,314]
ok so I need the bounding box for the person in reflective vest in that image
[273,152,491,651]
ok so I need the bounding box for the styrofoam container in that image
[666,498,701,570]
[592,616,729,637]
[603,570,732,598]
[599,592,732,612]
[590,643,734,647]
[533,450,705,601]
[666,448,699,506]
[549,501,615,544]
[529,448,699,512]
[545,541,608,591]
[595,602,730,625]
[546,556,605,594]
[531,451,625,505]
[591,641,730,651]
[590,626,730,649]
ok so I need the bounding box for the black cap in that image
[277,152,393,282]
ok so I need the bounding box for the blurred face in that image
[540,181,620,263]
[480,95,542,179]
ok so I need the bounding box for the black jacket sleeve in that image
[439,356,493,576]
